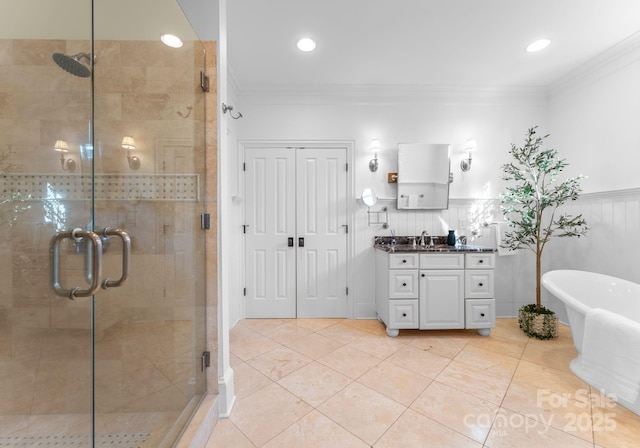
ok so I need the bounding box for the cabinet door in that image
[465,270,494,298]
[389,270,419,299]
[388,300,419,329]
[419,270,464,329]
[465,299,496,329]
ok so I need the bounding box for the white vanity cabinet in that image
[375,249,496,337]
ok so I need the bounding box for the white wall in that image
[232,89,548,319]
[235,90,549,201]
[548,33,640,194]
[226,76,245,328]
[229,36,640,323]
[542,34,640,322]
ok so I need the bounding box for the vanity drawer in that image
[465,270,494,298]
[465,253,495,269]
[389,270,419,299]
[389,253,419,269]
[389,300,419,329]
[465,299,496,329]
[419,253,464,269]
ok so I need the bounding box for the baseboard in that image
[218,367,236,418]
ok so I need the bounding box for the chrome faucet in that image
[420,230,429,247]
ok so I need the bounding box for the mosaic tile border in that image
[0,174,200,201]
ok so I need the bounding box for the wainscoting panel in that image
[354,189,640,323]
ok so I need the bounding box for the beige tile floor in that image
[205,318,640,448]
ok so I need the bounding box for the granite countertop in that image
[374,236,495,253]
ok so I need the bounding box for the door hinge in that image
[346,162,349,171]
[201,351,211,372]
[243,287,246,296]
[242,224,249,234]
[200,71,210,92]
[243,162,246,171]
[201,213,211,230]
[346,287,349,295]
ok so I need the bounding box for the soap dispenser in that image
[446,230,456,246]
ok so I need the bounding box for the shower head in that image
[52,52,92,78]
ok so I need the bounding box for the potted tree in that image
[500,127,588,339]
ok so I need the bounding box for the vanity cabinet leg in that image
[477,328,491,336]
[386,327,400,337]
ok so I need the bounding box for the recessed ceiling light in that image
[161,34,183,48]
[296,38,316,52]
[526,39,551,53]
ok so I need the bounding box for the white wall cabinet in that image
[376,250,496,337]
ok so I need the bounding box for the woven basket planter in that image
[518,304,558,340]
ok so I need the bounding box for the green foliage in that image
[500,127,588,312]
[518,304,558,340]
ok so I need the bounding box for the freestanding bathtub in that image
[542,269,640,415]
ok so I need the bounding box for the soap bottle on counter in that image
[447,230,456,246]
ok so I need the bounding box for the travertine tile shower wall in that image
[0,38,207,414]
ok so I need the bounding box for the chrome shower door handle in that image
[99,227,131,289]
[51,228,103,299]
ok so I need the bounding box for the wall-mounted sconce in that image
[460,139,478,172]
[121,136,140,170]
[221,103,243,119]
[369,139,381,172]
[53,139,76,172]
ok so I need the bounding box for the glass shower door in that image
[1,0,207,446]
[0,0,95,443]
[91,0,208,446]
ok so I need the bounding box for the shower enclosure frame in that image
[0,1,209,446]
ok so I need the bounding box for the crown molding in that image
[549,31,640,98]
[236,84,549,106]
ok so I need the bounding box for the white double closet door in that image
[245,146,348,318]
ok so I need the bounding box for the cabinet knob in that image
[402,313,407,317]
[402,259,407,263]
[402,283,407,287]
[478,283,483,287]
[479,259,484,264]
[480,313,485,317]
[421,273,425,277]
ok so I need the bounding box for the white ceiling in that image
[227,0,640,92]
